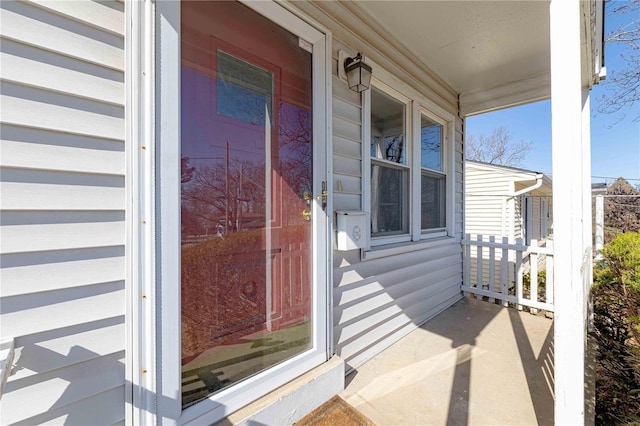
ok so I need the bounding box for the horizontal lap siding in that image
[0,1,126,424]
[333,242,463,369]
[464,164,512,238]
[332,75,362,216]
[331,40,463,371]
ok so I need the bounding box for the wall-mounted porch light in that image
[344,53,372,93]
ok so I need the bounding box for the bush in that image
[592,231,640,424]
[523,269,547,288]
[522,269,547,303]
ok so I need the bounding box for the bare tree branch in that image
[466,126,533,167]
[596,0,640,123]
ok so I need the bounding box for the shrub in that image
[592,231,640,424]
[523,269,547,289]
[522,269,547,303]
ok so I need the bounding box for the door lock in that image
[302,209,312,221]
[316,181,328,211]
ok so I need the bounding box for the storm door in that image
[172,0,329,420]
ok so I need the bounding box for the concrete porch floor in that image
[340,297,554,425]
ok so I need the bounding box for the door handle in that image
[303,190,313,204]
[302,209,312,221]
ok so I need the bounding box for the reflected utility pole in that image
[225,141,229,234]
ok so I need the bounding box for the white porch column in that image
[550,0,593,424]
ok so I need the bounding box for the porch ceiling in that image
[354,1,550,94]
[333,1,553,115]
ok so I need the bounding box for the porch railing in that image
[461,234,555,313]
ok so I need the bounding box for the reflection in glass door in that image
[180,1,314,408]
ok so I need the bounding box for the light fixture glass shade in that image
[345,54,372,93]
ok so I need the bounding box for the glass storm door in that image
[180,1,317,409]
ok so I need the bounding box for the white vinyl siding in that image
[331,39,463,371]
[465,166,512,238]
[333,241,463,368]
[332,74,362,215]
[0,1,126,424]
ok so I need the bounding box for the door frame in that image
[523,195,533,245]
[127,1,333,424]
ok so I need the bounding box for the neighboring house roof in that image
[465,160,553,190]
[591,183,608,195]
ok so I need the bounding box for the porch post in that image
[550,0,593,424]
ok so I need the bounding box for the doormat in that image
[294,395,375,426]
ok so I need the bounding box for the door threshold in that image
[218,356,345,425]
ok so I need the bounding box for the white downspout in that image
[510,174,543,243]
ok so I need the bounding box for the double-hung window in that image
[370,86,410,239]
[366,81,451,249]
[419,113,446,233]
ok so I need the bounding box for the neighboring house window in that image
[367,82,450,248]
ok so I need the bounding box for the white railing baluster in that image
[530,239,539,314]
[501,237,509,307]
[477,235,483,292]
[488,236,496,303]
[464,233,471,297]
[546,239,554,306]
[515,237,523,311]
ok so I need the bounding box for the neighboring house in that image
[465,160,553,292]
[0,1,603,425]
[466,160,553,245]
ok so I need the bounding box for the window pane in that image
[217,51,273,126]
[421,172,446,230]
[420,115,442,171]
[371,163,408,236]
[371,87,406,164]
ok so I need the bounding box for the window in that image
[419,114,446,232]
[216,50,273,126]
[370,86,409,237]
[366,81,451,248]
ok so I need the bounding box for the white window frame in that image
[145,1,332,424]
[413,108,449,239]
[363,73,455,254]
[366,81,413,246]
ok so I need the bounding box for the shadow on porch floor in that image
[340,297,554,425]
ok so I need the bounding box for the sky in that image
[466,3,640,186]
